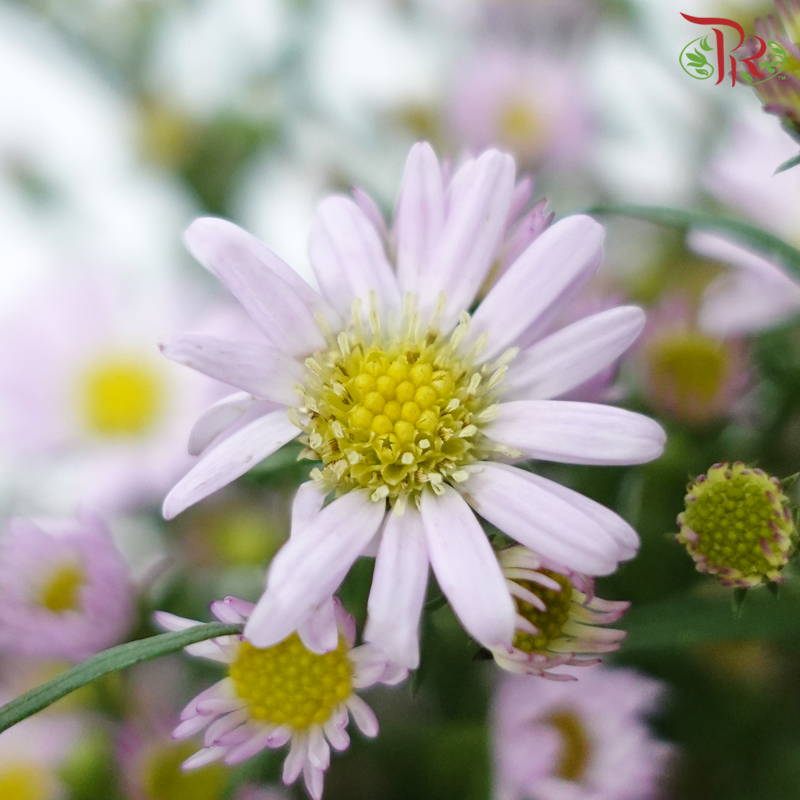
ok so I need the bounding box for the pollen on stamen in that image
[296,297,511,506]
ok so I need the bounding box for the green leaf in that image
[699,35,713,51]
[0,622,241,734]
[588,204,800,280]
[775,152,800,175]
[621,590,800,652]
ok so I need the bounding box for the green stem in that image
[589,204,800,279]
[0,621,242,734]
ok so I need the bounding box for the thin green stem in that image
[0,621,242,734]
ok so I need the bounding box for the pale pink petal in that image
[163,410,298,519]
[290,481,327,533]
[394,142,446,296]
[514,469,639,558]
[154,610,201,632]
[159,335,305,405]
[419,487,515,649]
[505,306,645,400]
[174,715,213,739]
[224,727,276,764]
[282,734,308,784]
[690,232,800,336]
[304,762,325,800]
[364,507,429,669]
[345,695,379,738]
[458,463,626,575]
[184,218,331,357]
[307,726,331,770]
[244,491,385,647]
[352,187,387,239]
[298,598,339,655]
[470,215,604,362]
[309,196,401,319]
[183,746,226,769]
[187,392,258,456]
[421,150,516,326]
[323,718,350,751]
[486,401,666,466]
[348,643,389,688]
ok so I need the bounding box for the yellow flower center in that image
[499,100,545,151]
[297,306,506,506]
[0,764,51,800]
[37,563,85,613]
[647,331,729,414]
[544,709,592,782]
[142,742,226,800]
[229,635,352,730]
[512,570,573,654]
[81,357,164,436]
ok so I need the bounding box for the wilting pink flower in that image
[155,597,395,800]
[490,545,628,679]
[492,667,674,800]
[160,143,664,666]
[446,49,593,168]
[0,512,134,662]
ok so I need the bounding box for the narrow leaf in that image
[0,621,242,734]
[732,587,748,618]
[775,152,800,175]
[588,204,800,279]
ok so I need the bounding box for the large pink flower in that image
[160,143,665,665]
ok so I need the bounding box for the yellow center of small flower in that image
[142,742,226,800]
[678,462,795,586]
[512,570,574,654]
[544,710,592,782]
[499,101,545,152]
[81,357,164,436]
[0,764,51,800]
[229,635,352,730]
[647,331,729,415]
[37,563,85,613]
[298,307,506,505]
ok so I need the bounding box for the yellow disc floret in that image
[229,634,352,730]
[295,302,510,506]
[0,764,52,800]
[544,709,592,782]
[81,356,164,436]
[512,570,574,654]
[37,563,85,613]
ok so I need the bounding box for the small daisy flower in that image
[155,596,393,800]
[637,294,750,426]
[0,268,226,511]
[160,143,665,662]
[688,231,800,337]
[676,462,796,588]
[491,545,628,680]
[446,48,593,168]
[0,512,134,662]
[492,667,674,800]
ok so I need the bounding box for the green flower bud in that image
[676,462,795,587]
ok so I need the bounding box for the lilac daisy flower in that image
[160,143,665,663]
[0,512,134,662]
[492,667,674,800]
[155,597,393,800]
